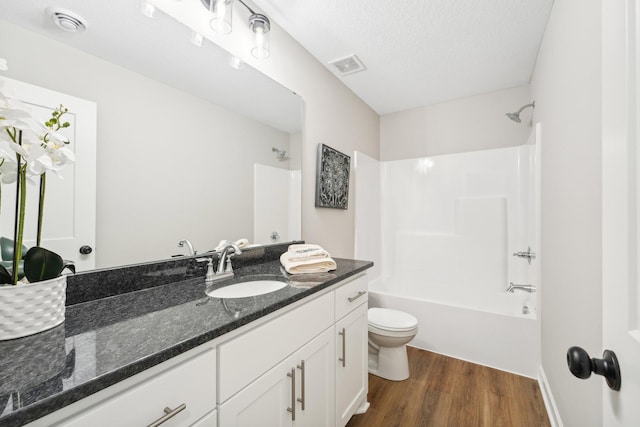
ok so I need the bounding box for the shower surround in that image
[355,143,540,377]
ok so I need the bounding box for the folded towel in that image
[287,272,337,289]
[286,244,330,262]
[280,244,337,274]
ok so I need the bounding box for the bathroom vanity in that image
[0,245,372,427]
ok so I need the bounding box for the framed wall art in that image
[315,143,350,209]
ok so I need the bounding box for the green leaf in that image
[0,237,27,261]
[23,246,66,282]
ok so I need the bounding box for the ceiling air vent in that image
[48,8,87,33]
[329,55,366,76]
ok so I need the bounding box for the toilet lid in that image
[368,308,418,331]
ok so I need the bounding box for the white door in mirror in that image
[0,77,97,271]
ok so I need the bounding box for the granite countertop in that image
[0,252,372,427]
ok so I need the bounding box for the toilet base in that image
[368,344,410,381]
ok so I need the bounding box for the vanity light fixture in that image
[201,0,271,59]
[249,13,270,59]
[208,0,233,34]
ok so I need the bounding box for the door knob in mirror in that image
[567,346,621,391]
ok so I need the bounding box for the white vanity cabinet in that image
[334,276,369,427]
[218,272,368,427]
[44,346,217,427]
[218,327,335,427]
[23,272,369,427]
[335,304,368,427]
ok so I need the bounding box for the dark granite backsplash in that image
[66,241,300,305]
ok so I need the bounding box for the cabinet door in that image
[335,303,368,427]
[294,327,335,427]
[191,410,217,427]
[218,356,294,427]
[59,349,216,427]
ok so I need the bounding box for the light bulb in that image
[249,14,270,59]
[209,0,233,34]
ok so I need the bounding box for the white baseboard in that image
[354,401,370,415]
[538,365,563,427]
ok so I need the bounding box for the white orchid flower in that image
[26,147,54,175]
[45,130,70,145]
[0,159,18,183]
[0,139,19,159]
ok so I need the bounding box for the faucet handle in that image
[225,257,234,273]
[205,258,216,284]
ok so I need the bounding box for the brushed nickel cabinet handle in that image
[146,403,186,427]
[297,360,306,410]
[339,328,346,367]
[287,368,296,421]
[347,291,366,302]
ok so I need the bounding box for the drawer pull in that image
[287,368,296,421]
[297,360,306,410]
[339,328,346,367]
[147,403,186,427]
[347,291,366,303]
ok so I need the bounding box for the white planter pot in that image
[0,275,66,340]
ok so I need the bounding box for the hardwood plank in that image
[347,347,551,427]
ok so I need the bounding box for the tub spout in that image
[507,282,536,293]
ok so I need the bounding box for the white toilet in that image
[367,307,418,381]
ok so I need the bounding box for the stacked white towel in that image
[280,244,337,274]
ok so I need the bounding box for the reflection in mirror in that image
[0,0,302,271]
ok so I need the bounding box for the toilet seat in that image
[368,308,418,332]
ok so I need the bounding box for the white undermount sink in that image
[206,280,288,299]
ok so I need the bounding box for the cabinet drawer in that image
[59,349,216,427]
[334,274,368,321]
[218,291,333,403]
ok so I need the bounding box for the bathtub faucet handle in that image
[513,246,536,264]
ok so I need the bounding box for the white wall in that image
[530,1,603,425]
[0,21,293,268]
[380,85,532,160]
[152,0,381,259]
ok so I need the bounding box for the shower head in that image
[506,101,535,123]
[272,147,289,161]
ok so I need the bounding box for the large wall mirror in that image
[0,0,302,271]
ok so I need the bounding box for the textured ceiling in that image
[255,0,554,114]
[0,0,302,133]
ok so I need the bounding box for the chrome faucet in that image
[217,242,242,274]
[178,239,196,256]
[507,282,536,293]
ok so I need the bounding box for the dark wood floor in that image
[347,347,550,427]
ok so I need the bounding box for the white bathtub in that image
[368,277,540,378]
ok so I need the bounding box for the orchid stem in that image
[11,131,25,285]
[37,174,46,247]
